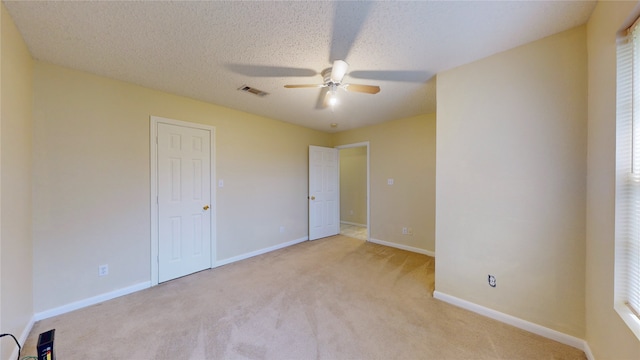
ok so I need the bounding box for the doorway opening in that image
[337,142,370,241]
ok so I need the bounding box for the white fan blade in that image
[316,87,330,109]
[330,60,349,83]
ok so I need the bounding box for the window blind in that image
[615,19,640,339]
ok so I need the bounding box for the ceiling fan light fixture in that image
[328,94,338,107]
[284,60,379,108]
[328,83,339,106]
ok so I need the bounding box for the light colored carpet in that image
[22,236,584,359]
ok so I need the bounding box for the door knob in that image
[310,196,316,200]
[203,205,210,210]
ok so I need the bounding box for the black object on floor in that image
[36,329,55,360]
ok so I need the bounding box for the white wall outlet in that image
[279,226,285,233]
[387,178,394,185]
[218,179,224,187]
[402,227,408,235]
[99,264,109,277]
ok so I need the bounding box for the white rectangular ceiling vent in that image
[238,85,269,97]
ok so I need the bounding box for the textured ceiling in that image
[4,1,596,133]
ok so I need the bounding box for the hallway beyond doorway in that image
[340,223,367,240]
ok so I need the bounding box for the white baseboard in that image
[34,281,151,321]
[369,237,435,257]
[583,341,595,360]
[433,291,591,354]
[215,236,308,267]
[9,315,35,360]
[31,237,308,323]
[340,221,367,227]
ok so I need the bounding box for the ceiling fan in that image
[284,60,380,107]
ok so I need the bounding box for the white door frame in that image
[336,142,370,241]
[150,115,216,286]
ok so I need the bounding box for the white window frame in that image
[615,18,640,341]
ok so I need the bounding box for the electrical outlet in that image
[402,227,408,235]
[279,226,285,233]
[99,264,109,277]
[488,274,496,287]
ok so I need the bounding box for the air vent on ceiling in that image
[238,85,269,97]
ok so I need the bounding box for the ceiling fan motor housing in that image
[321,68,336,85]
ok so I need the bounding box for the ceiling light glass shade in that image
[327,83,339,106]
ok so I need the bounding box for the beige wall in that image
[0,4,34,360]
[586,1,640,358]
[436,26,587,337]
[339,146,367,226]
[32,62,331,312]
[333,114,436,253]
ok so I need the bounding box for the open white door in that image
[153,119,214,283]
[309,145,339,240]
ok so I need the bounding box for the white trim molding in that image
[583,341,595,360]
[433,291,591,354]
[369,237,435,257]
[614,301,640,341]
[34,282,151,321]
[10,316,35,360]
[215,236,308,267]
